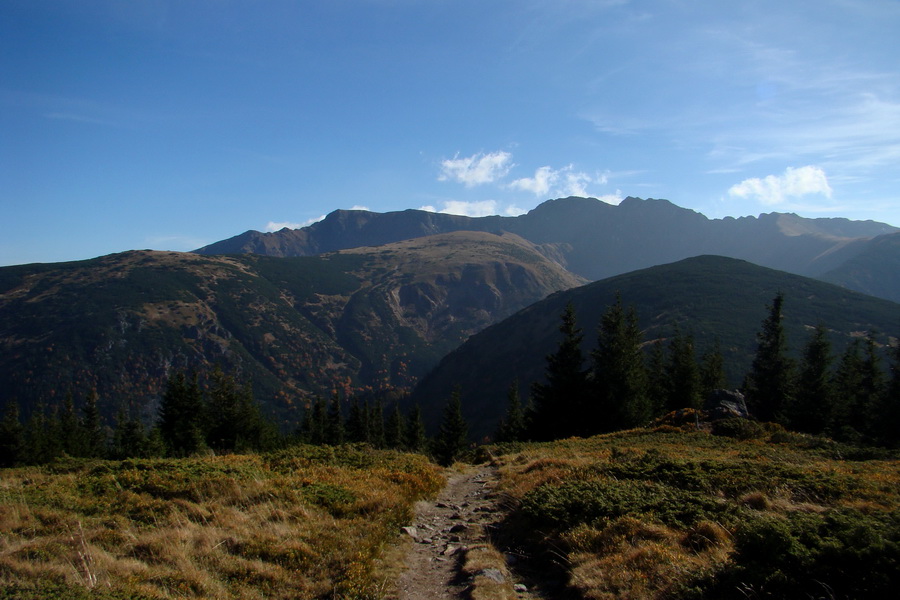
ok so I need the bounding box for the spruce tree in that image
[496,381,527,442]
[591,294,650,432]
[403,403,427,452]
[645,340,668,418]
[433,387,468,467]
[111,405,150,459]
[345,397,370,444]
[664,327,702,411]
[369,398,385,448]
[384,402,405,449]
[59,391,85,456]
[744,293,795,424]
[326,393,345,446]
[81,391,106,458]
[159,371,206,456]
[877,342,900,447]
[0,403,26,467]
[308,396,327,445]
[529,302,588,440]
[24,403,55,464]
[789,325,835,434]
[831,340,864,442]
[699,339,727,399]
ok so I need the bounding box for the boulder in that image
[703,389,749,420]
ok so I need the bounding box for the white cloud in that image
[438,151,513,187]
[728,166,832,206]
[509,164,604,197]
[595,190,625,205]
[418,200,528,218]
[265,215,324,232]
[349,205,370,211]
[509,165,556,195]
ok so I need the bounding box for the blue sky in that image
[2,0,899,266]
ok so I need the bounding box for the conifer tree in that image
[877,342,900,447]
[645,340,668,418]
[433,387,468,466]
[744,293,795,424]
[59,391,85,457]
[345,397,370,444]
[831,339,865,441]
[496,381,526,442]
[307,396,327,445]
[384,402,405,449]
[0,403,26,467]
[24,403,56,464]
[699,339,727,399]
[81,391,106,458]
[159,371,206,456]
[403,403,427,452]
[858,332,886,439]
[789,325,835,434]
[369,398,385,448]
[111,405,150,459]
[530,302,588,440]
[664,327,702,411]
[326,393,345,446]
[591,294,650,432]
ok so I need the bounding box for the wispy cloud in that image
[728,166,832,207]
[438,151,513,187]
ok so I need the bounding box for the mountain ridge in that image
[195,196,899,301]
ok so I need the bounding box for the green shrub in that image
[703,509,900,598]
[711,418,766,440]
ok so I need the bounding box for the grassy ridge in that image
[491,427,900,599]
[0,446,443,599]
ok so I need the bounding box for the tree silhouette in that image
[433,387,468,466]
[591,294,650,432]
[744,293,795,424]
[530,302,588,440]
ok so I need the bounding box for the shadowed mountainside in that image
[0,231,583,425]
[409,255,900,439]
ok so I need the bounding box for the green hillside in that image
[411,255,900,439]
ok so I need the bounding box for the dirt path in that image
[392,463,546,600]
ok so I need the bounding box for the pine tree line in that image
[745,293,900,446]
[500,295,899,446]
[296,393,430,453]
[0,366,278,467]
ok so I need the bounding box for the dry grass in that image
[492,429,900,599]
[461,543,517,600]
[0,445,443,599]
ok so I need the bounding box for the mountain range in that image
[0,232,581,424]
[197,196,900,302]
[2,196,898,435]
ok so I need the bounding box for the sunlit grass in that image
[492,427,900,599]
[0,445,443,599]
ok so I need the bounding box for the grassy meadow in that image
[490,422,900,599]
[0,445,442,600]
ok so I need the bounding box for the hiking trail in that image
[391,463,550,600]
